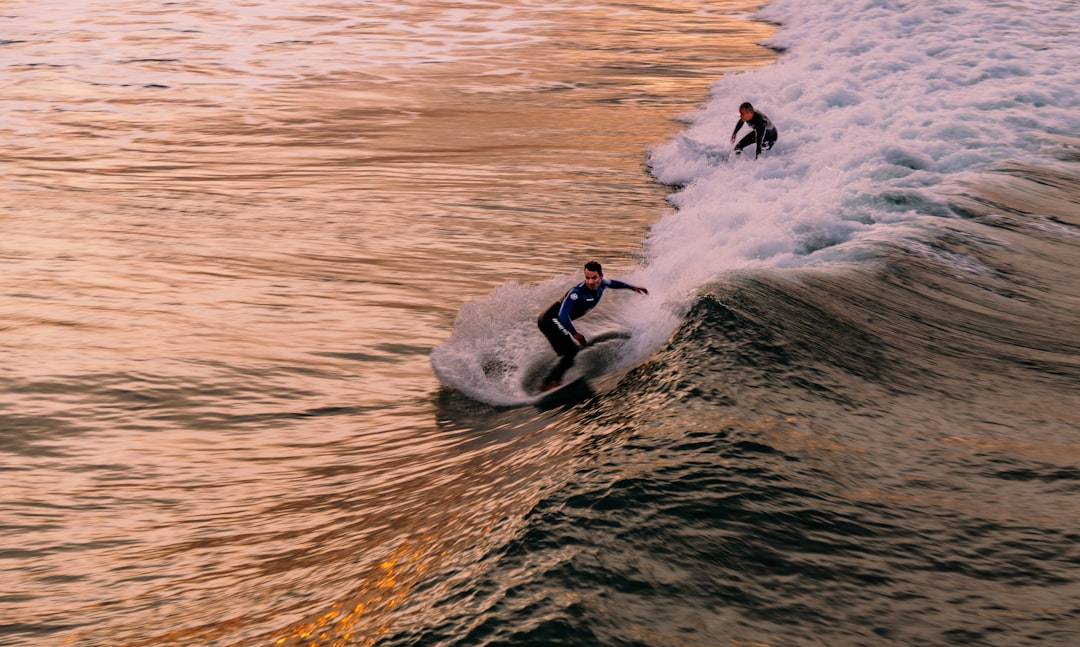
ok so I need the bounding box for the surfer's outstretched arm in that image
[607,278,648,295]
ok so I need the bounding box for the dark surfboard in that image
[533,376,596,407]
[523,330,632,405]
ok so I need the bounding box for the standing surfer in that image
[536,261,648,391]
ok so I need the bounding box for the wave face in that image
[417,225,1080,644]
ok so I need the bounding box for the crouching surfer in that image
[536,261,648,391]
[731,101,778,158]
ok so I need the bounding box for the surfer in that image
[730,101,778,158]
[536,261,648,391]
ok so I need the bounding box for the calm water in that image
[4,0,1080,646]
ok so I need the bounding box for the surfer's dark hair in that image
[585,261,602,274]
[739,101,754,112]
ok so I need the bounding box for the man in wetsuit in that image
[731,101,778,158]
[537,261,648,391]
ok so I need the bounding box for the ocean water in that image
[2,0,1079,646]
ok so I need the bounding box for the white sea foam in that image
[644,0,1079,296]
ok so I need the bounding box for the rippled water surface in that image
[7,1,1079,645]
[2,1,777,645]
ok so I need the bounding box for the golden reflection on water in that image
[3,0,776,644]
[268,542,430,647]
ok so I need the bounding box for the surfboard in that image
[583,330,633,346]
[534,375,596,407]
[523,330,632,405]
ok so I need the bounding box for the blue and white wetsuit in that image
[536,278,636,385]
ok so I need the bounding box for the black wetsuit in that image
[732,110,778,158]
